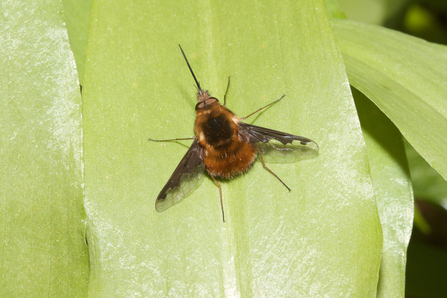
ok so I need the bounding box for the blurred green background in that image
[338,0,447,297]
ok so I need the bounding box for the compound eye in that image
[195,97,219,110]
[195,102,204,110]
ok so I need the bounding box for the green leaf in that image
[353,88,413,297]
[82,0,381,296]
[333,18,447,181]
[0,1,88,296]
[335,0,408,25]
[62,0,93,84]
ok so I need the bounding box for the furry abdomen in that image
[204,140,257,178]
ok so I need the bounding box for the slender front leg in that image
[241,95,286,120]
[210,174,225,222]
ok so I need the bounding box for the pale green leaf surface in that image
[336,0,408,25]
[333,19,447,181]
[324,0,348,19]
[0,0,88,296]
[353,88,413,298]
[83,1,381,296]
[62,0,93,84]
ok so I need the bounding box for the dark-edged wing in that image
[238,122,319,159]
[155,138,205,212]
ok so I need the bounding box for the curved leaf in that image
[82,1,382,296]
[0,0,88,296]
[333,18,447,181]
[353,88,413,297]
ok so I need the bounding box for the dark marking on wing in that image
[155,138,205,212]
[238,122,319,160]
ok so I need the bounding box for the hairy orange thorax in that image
[194,101,257,179]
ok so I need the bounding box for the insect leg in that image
[241,94,286,120]
[223,76,231,106]
[257,146,291,191]
[149,137,194,142]
[210,174,225,222]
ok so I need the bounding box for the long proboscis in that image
[178,44,202,91]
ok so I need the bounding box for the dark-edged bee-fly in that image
[149,45,319,222]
